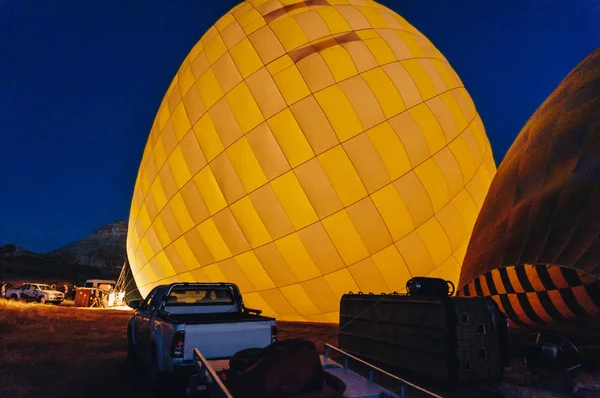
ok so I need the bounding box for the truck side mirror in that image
[128,299,141,310]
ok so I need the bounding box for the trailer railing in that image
[189,345,443,398]
[323,343,443,398]
[189,348,233,398]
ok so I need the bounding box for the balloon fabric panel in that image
[127,0,496,323]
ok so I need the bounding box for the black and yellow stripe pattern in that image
[458,48,600,328]
[459,264,600,328]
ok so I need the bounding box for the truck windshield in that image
[165,288,234,306]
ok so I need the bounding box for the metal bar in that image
[368,369,373,383]
[193,348,234,398]
[324,345,329,363]
[324,344,442,398]
[399,384,405,398]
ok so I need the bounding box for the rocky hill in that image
[46,220,127,270]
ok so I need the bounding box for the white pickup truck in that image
[126,282,277,388]
[6,283,65,304]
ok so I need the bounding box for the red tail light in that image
[271,325,278,343]
[171,331,185,358]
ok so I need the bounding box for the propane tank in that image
[406,277,455,297]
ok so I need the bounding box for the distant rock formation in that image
[0,244,45,260]
[0,244,18,257]
[47,220,127,270]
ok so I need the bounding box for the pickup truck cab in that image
[126,282,277,385]
[6,283,65,304]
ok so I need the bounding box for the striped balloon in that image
[459,48,600,328]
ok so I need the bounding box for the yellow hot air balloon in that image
[127,0,496,322]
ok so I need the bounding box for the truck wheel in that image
[10,294,18,300]
[150,351,168,397]
[126,326,136,363]
[38,296,46,304]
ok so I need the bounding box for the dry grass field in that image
[2,298,599,398]
[0,299,337,398]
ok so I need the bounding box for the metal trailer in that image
[187,343,442,398]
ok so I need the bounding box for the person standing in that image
[1,281,6,298]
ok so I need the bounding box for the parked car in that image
[6,283,65,304]
[126,282,277,388]
[83,279,116,290]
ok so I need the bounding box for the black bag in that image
[229,347,265,373]
[225,339,338,398]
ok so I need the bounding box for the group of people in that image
[89,288,110,308]
[49,283,71,296]
[0,281,12,298]
[62,284,79,300]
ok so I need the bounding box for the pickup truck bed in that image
[158,312,275,325]
[127,282,277,376]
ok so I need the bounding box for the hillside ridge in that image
[46,220,127,269]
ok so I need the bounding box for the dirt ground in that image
[1,299,598,398]
[0,299,338,398]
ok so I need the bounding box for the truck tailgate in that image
[184,320,273,360]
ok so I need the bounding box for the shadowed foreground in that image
[0,300,337,398]
[2,299,599,398]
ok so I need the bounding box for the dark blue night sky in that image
[0,0,598,252]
